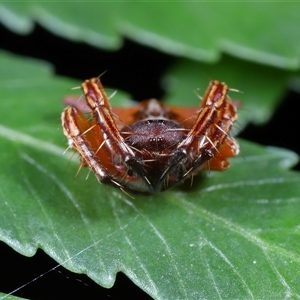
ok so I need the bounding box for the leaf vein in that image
[21,153,108,271]
[175,198,300,263]
[110,197,160,299]
[203,236,254,299]
[201,177,299,193]
[0,124,72,160]
[119,194,189,299]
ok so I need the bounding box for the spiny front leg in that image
[176,81,238,176]
[203,84,239,170]
[82,78,136,158]
[201,80,229,108]
[81,78,156,192]
[62,106,127,190]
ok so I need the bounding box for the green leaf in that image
[1,2,300,69]
[0,294,24,300]
[1,51,300,299]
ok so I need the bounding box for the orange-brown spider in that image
[62,77,239,194]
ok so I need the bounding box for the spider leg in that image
[81,78,157,192]
[192,80,238,159]
[82,78,135,157]
[165,81,237,186]
[201,80,229,108]
[62,106,129,190]
[203,90,238,170]
[182,150,214,180]
[124,156,155,193]
[155,148,186,192]
[203,136,239,170]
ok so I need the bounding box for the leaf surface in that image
[1,51,300,299]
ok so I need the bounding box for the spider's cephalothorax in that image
[62,77,239,194]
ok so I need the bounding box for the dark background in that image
[0,22,299,299]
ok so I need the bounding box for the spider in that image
[62,77,239,194]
